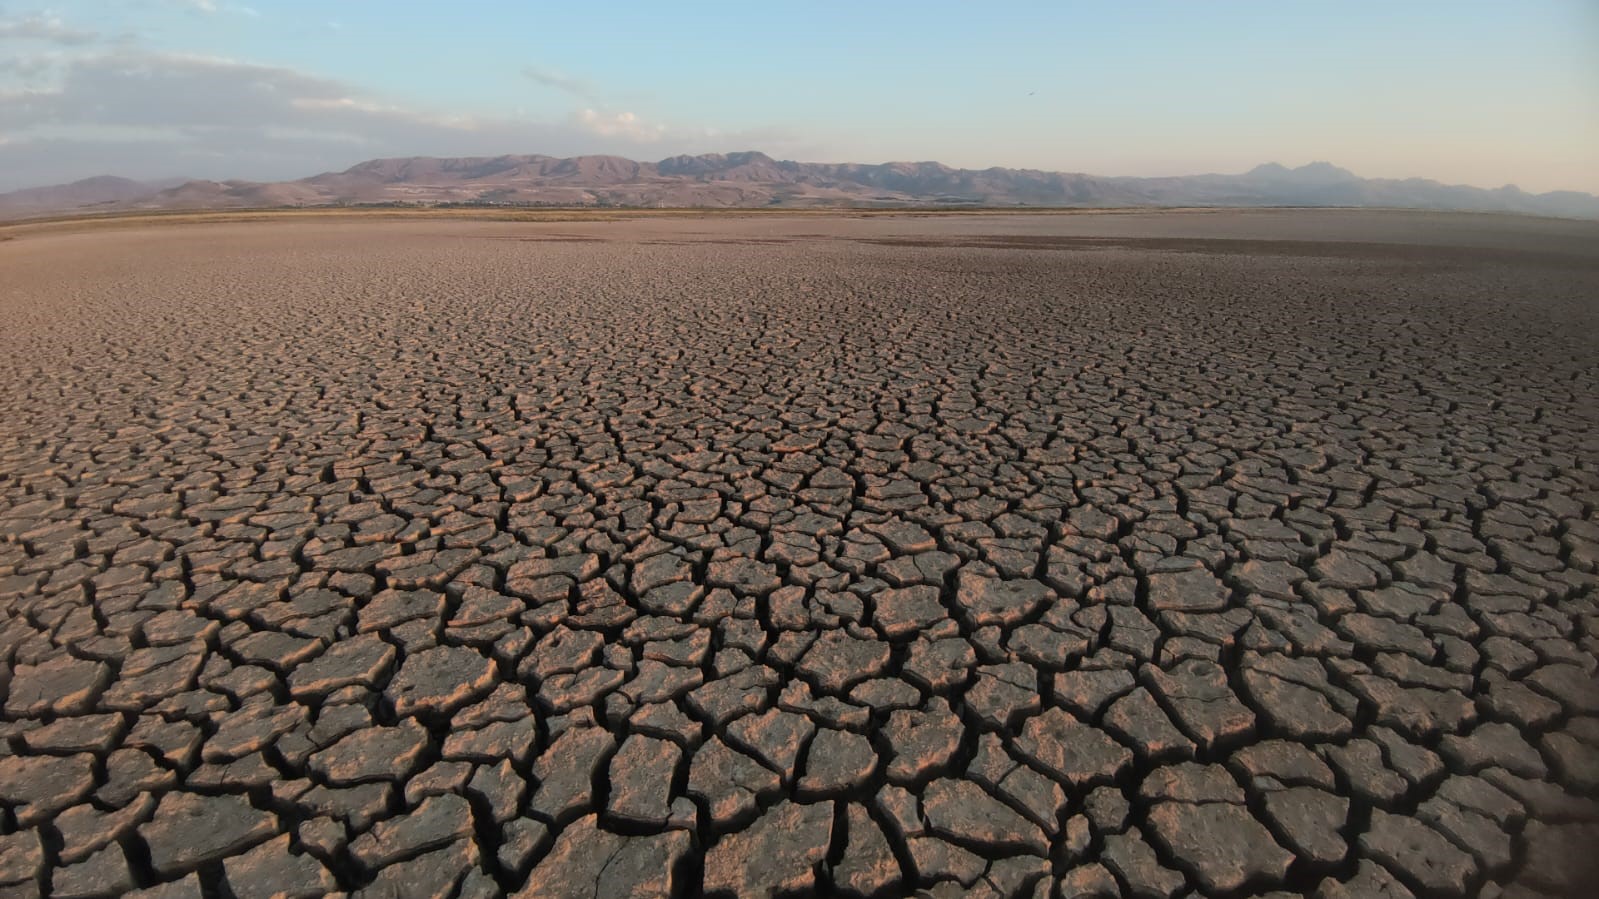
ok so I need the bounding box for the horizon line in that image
[9,152,1596,201]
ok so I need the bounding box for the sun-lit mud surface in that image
[1,211,1597,898]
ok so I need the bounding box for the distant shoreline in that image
[6,203,1595,239]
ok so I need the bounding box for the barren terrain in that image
[1,210,1597,898]
[6,154,1597,221]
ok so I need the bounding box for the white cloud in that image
[573,108,667,142]
[169,0,259,17]
[0,51,67,78]
[0,49,809,190]
[0,15,99,45]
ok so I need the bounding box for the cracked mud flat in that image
[1,210,1597,898]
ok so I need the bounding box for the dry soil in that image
[1,210,1597,898]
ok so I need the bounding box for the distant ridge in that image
[0,176,188,219]
[4,154,1597,220]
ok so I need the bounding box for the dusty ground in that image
[1,210,1597,898]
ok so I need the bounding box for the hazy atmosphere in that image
[1,0,1595,193]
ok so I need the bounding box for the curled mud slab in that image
[1,211,1597,898]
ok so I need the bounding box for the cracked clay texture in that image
[0,210,1597,898]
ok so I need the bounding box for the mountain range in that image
[4,153,1597,220]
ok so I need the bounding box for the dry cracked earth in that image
[1,210,1597,899]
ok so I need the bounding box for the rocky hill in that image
[5,153,1596,219]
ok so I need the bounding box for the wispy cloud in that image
[1,51,465,134]
[169,0,260,17]
[0,15,99,45]
[0,51,67,77]
[521,65,595,100]
[528,66,674,143]
[0,48,806,189]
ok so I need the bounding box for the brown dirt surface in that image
[2,210,1597,897]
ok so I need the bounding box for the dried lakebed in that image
[1,211,1597,898]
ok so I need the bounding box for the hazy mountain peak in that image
[1247,162,1292,177]
[1246,161,1356,183]
[69,175,143,189]
[1295,161,1357,180]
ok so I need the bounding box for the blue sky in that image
[1,1,1595,192]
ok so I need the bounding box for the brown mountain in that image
[0,175,185,218]
[4,154,1597,220]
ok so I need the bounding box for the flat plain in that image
[1,209,1597,898]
